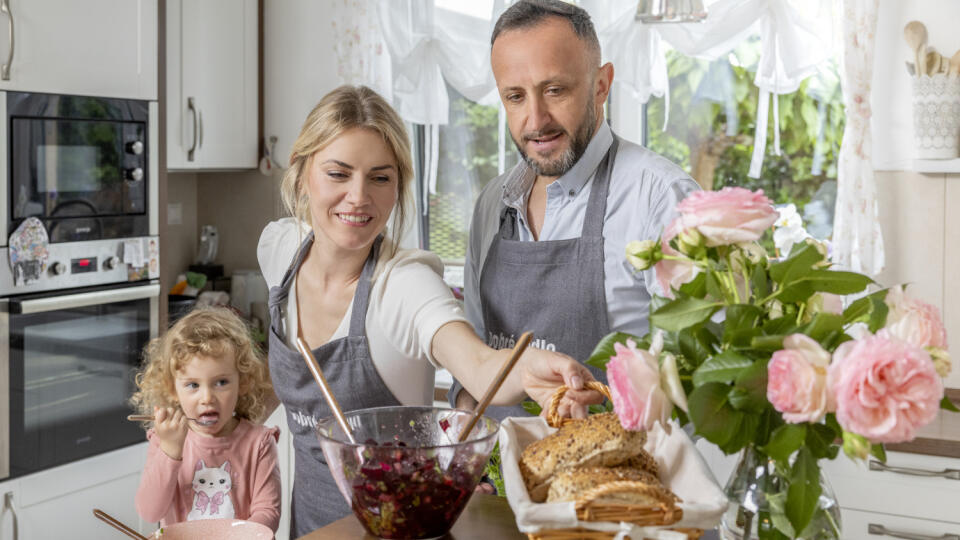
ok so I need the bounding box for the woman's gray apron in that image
[477,138,619,420]
[267,233,400,538]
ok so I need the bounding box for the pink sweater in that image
[135,419,281,532]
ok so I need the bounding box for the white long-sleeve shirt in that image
[258,219,468,405]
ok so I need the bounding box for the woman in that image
[258,85,600,536]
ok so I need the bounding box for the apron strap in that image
[347,235,382,337]
[268,231,315,341]
[581,137,619,238]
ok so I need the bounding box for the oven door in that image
[1,281,159,480]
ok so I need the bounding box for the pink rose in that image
[607,339,670,431]
[829,335,943,444]
[767,334,834,423]
[676,187,778,247]
[654,218,701,298]
[883,286,948,350]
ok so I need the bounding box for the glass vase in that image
[719,445,842,540]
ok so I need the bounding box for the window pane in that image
[428,85,519,262]
[645,39,844,242]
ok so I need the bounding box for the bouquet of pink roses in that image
[588,187,956,539]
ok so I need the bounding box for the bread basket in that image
[516,382,704,540]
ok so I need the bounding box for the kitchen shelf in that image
[914,158,960,173]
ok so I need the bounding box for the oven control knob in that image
[104,256,120,270]
[126,140,144,155]
[50,262,66,276]
[125,167,144,181]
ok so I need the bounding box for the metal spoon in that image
[127,413,218,426]
[903,21,928,77]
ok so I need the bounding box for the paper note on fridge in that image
[123,239,145,267]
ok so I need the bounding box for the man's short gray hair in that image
[491,0,601,64]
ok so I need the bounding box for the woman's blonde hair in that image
[130,307,273,423]
[280,85,414,254]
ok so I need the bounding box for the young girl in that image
[131,307,281,532]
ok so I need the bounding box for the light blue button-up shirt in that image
[463,122,700,345]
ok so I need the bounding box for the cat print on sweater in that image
[186,459,236,521]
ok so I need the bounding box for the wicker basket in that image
[523,382,703,540]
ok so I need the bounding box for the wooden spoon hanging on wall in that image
[949,49,960,77]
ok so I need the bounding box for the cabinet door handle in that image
[0,0,13,81]
[187,97,199,161]
[869,523,959,540]
[198,108,203,149]
[3,492,18,540]
[869,460,960,480]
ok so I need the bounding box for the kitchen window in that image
[414,84,519,287]
[640,39,845,245]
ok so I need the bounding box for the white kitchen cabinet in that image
[14,442,151,539]
[0,0,157,100]
[0,478,19,540]
[167,0,258,170]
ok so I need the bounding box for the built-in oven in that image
[0,90,160,481]
[0,282,159,480]
[3,91,149,244]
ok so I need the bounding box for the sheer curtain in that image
[832,0,883,275]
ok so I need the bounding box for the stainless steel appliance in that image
[0,91,160,481]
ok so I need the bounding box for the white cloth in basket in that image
[499,417,727,539]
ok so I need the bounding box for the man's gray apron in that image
[267,233,401,538]
[476,138,619,420]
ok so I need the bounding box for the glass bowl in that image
[316,406,499,540]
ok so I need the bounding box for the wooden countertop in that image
[298,494,526,540]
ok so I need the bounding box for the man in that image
[449,0,699,418]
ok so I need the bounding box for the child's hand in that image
[153,406,189,460]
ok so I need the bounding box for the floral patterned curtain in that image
[833,0,884,275]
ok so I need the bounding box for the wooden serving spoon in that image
[904,21,928,77]
[92,509,148,540]
[949,49,960,77]
[457,331,533,442]
[925,49,942,76]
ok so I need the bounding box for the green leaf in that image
[520,400,542,416]
[706,271,726,300]
[751,334,786,351]
[688,383,742,447]
[730,360,769,412]
[588,404,607,414]
[805,270,873,295]
[799,313,844,342]
[650,296,722,332]
[867,295,890,333]
[678,271,708,298]
[752,261,771,299]
[585,331,639,370]
[722,412,760,454]
[678,329,710,367]
[693,350,754,386]
[842,289,889,326]
[870,443,887,463]
[762,424,807,463]
[941,395,960,412]
[770,243,823,284]
[806,423,840,460]
[765,491,796,539]
[763,316,799,336]
[723,304,764,346]
[786,448,822,535]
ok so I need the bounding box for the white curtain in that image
[832,0,883,275]
[376,0,834,178]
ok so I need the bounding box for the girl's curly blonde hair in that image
[130,307,273,423]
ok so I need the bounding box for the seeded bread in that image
[519,412,647,502]
[546,466,677,506]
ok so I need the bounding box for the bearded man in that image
[448,0,699,420]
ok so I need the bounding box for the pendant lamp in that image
[636,0,707,23]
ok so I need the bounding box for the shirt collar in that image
[500,122,614,210]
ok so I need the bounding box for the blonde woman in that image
[257,85,600,534]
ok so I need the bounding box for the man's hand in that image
[519,349,604,418]
[153,406,189,460]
